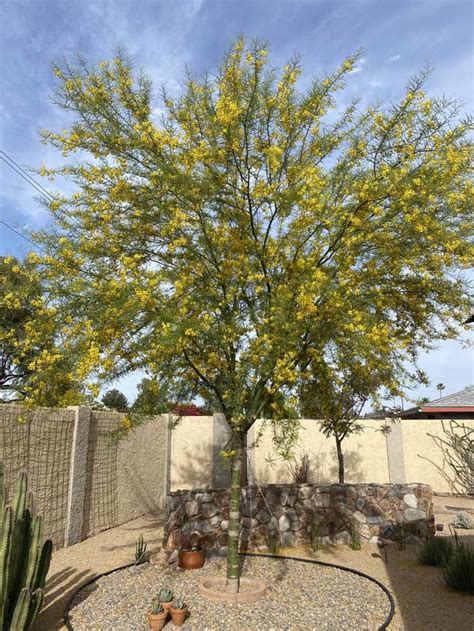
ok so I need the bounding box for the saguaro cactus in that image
[0,462,52,631]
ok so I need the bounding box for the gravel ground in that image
[68,556,392,630]
[34,496,474,631]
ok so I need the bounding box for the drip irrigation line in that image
[62,554,395,631]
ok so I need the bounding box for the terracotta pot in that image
[178,548,205,569]
[170,607,188,626]
[161,600,173,611]
[147,610,168,630]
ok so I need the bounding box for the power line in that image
[0,151,56,202]
[0,150,82,228]
[0,156,54,203]
[0,218,106,282]
[0,220,48,255]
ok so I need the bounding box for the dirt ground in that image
[34,495,473,631]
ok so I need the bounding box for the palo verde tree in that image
[28,39,472,590]
[0,256,84,405]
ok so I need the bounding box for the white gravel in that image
[68,555,392,630]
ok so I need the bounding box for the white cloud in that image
[386,54,401,63]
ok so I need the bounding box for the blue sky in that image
[0,0,472,404]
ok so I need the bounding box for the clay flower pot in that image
[178,547,205,570]
[170,606,188,626]
[147,610,168,630]
[161,600,173,611]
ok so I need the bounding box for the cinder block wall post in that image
[64,406,91,547]
[385,418,407,484]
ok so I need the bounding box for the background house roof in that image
[399,385,474,417]
[422,386,474,410]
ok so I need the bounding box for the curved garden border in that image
[63,553,395,631]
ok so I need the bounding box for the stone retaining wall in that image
[163,483,434,553]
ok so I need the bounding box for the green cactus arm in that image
[0,506,14,629]
[8,510,31,613]
[9,588,31,631]
[11,474,27,521]
[32,540,52,591]
[23,516,42,590]
[9,588,43,631]
[0,462,4,509]
[24,589,43,631]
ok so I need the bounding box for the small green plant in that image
[310,522,325,552]
[418,537,454,566]
[150,601,165,615]
[393,522,408,551]
[287,452,311,484]
[452,511,474,530]
[157,588,174,603]
[448,523,463,550]
[134,533,147,564]
[172,595,186,610]
[266,529,280,555]
[350,522,362,551]
[440,546,474,594]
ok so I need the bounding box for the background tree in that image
[132,377,163,415]
[26,39,472,590]
[101,388,129,412]
[437,382,446,398]
[416,396,431,406]
[299,343,402,482]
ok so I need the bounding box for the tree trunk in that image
[336,437,344,483]
[226,435,243,592]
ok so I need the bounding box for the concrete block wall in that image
[0,404,472,550]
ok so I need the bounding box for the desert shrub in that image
[350,522,362,551]
[287,452,311,484]
[310,522,326,552]
[452,511,474,530]
[266,528,280,554]
[134,533,147,564]
[440,546,474,594]
[418,537,453,566]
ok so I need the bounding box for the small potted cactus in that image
[170,595,188,626]
[178,533,205,570]
[147,600,168,630]
[157,587,174,610]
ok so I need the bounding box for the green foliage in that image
[150,601,165,615]
[418,536,454,566]
[172,596,186,611]
[0,462,52,631]
[350,523,362,551]
[453,512,474,530]
[0,257,84,406]
[287,452,311,484]
[134,533,147,564]
[101,388,129,412]
[266,528,280,555]
[310,522,326,552]
[132,378,166,415]
[156,588,173,603]
[440,546,474,594]
[299,359,407,482]
[393,522,408,551]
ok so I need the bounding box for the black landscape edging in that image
[63,554,395,631]
[63,562,137,630]
[241,552,395,631]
